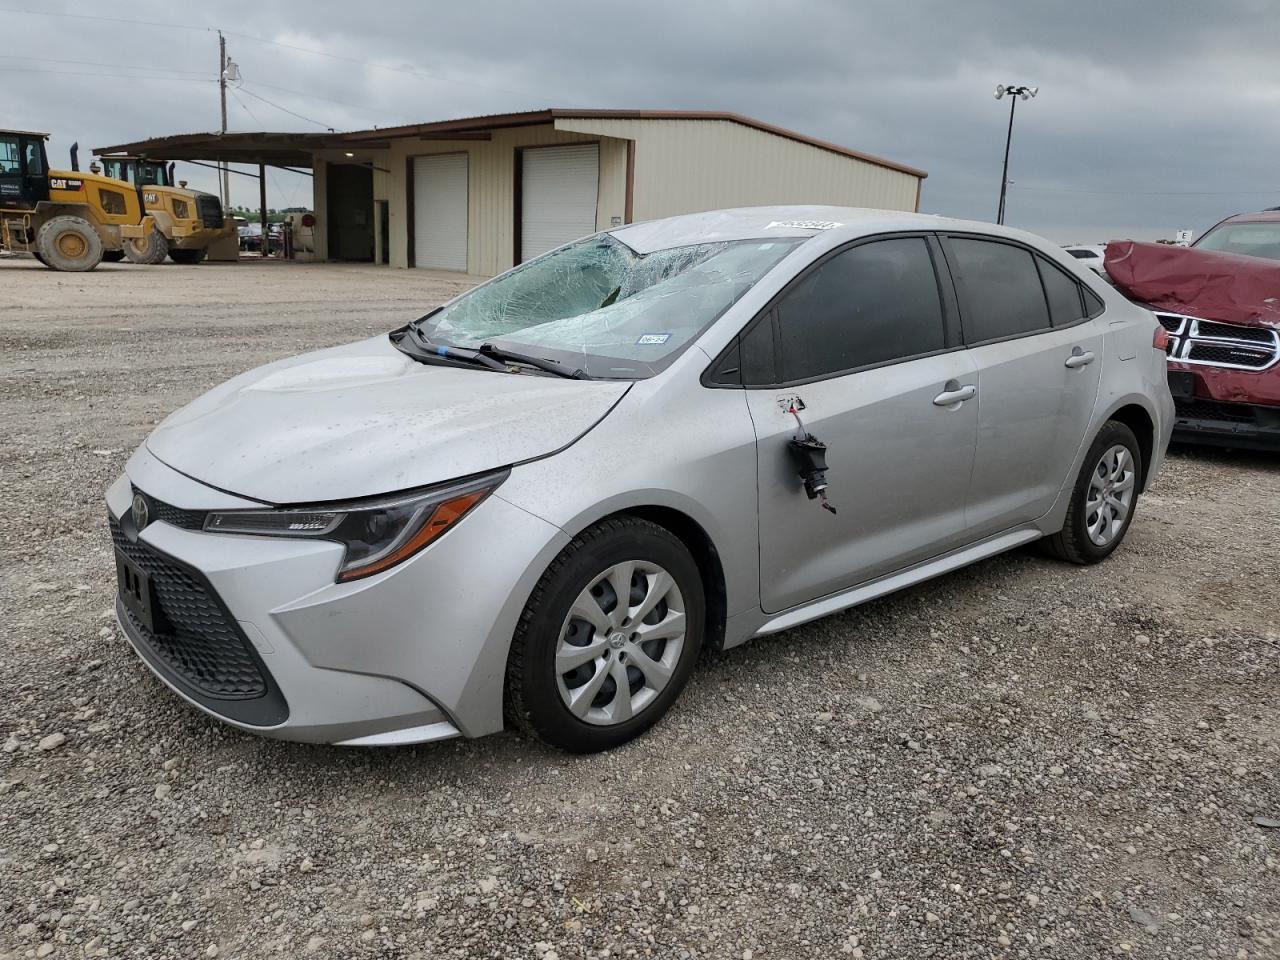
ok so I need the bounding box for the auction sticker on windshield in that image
[636,333,672,345]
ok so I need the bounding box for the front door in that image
[0,133,26,210]
[746,235,980,613]
[942,236,1105,535]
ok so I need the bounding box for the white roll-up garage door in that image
[520,143,599,262]
[413,153,468,271]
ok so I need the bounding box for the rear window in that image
[1067,248,1099,260]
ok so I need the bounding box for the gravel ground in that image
[1,256,1278,960]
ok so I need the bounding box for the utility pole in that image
[219,30,230,210]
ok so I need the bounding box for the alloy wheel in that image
[555,560,686,726]
[1085,444,1135,547]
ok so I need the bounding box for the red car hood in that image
[1103,240,1280,329]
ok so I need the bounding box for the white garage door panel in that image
[413,153,468,271]
[520,144,599,262]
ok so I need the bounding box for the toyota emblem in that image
[132,492,150,530]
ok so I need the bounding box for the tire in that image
[505,517,705,753]
[35,216,103,272]
[123,228,169,265]
[101,250,125,263]
[168,247,207,265]
[1043,420,1143,565]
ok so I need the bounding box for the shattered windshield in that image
[412,233,800,378]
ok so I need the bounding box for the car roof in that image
[608,205,1050,254]
[1215,210,1280,225]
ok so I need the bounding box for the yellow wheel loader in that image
[0,131,155,272]
[96,155,233,265]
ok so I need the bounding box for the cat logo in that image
[144,192,158,204]
[49,177,84,191]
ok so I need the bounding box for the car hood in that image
[145,335,630,504]
[1104,240,1280,329]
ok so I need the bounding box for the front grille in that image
[110,516,266,699]
[1157,312,1280,371]
[1185,342,1275,369]
[1174,398,1258,425]
[195,194,223,229]
[133,489,207,530]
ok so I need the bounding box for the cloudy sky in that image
[5,0,1277,243]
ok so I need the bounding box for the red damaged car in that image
[1105,237,1280,451]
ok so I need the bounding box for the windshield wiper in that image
[400,326,509,372]
[478,343,590,380]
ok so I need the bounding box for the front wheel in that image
[1043,420,1143,564]
[123,228,169,265]
[505,517,704,753]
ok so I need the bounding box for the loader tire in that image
[36,217,103,272]
[168,247,207,265]
[123,228,169,265]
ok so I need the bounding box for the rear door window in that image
[947,237,1051,343]
[772,237,946,383]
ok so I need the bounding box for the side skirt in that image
[739,527,1044,641]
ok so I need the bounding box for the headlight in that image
[203,471,506,582]
[172,198,190,220]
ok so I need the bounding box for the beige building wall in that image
[383,124,628,276]
[555,116,921,220]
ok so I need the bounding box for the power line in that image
[0,54,207,75]
[0,66,213,82]
[0,7,210,32]
[0,4,560,104]
[1013,184,1278,197]
[236,85,333,130]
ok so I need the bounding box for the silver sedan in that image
[106,205,1174,752]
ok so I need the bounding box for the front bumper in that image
[1168,366,1280,451]
[105,451,568,744]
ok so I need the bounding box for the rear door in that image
[743,234,979,613]
[941,235,1104,535]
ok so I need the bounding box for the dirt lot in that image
[1,256,1277,960]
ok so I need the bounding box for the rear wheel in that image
[123,228,169,265]
[1043,420,1142,564]
[506,517,704,753]
[168,247,207,265]
[35,216,103,272]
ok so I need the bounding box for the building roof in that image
[343,108,927,179]
[93,109,927,180]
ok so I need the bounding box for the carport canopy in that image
[92,131,378,168]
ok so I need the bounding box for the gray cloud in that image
[6,0,1277,242]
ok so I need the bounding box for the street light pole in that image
[994,83,1038,226]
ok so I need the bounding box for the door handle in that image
[932,382,976,406]
[1065,348,1095,368]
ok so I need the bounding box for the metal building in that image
[334,109,926,275]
